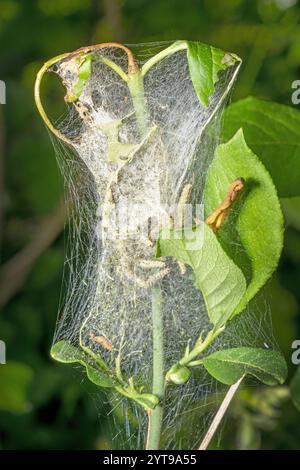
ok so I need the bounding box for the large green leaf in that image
[186,41,240,107]
[204,129,284,317]
[202,347,287,386]
[51,340,116,388]
[290,366,300,413]
[157,223,246,327]
[0,362,33,413]
[222,97,300,198]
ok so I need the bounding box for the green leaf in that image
[290,366,300,413]
[157,224,246,327]
[51,341,116,388]
[186,41,240,107]
[204,129,284,317]
[202,347,287,386]
[66,54,92,101]
[0,362,33,413]
[222,97,300,198]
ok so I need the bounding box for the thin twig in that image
[0,200,66,308]
[86,0,101,43]
[103,0,124,42]
[0,107,5,243]
[198,375,244,450]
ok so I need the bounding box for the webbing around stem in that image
[34,42,139,144]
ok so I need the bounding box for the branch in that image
[103,0,124,42]
[0,201,66,308]
[0,107,5,242]
[86,0,101,43]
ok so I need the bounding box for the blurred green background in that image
[1,0,300,450]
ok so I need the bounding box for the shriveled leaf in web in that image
[0,361,33,413]
[186,41,240,107]
[222,97,300,198]
[51,340,116,388]
[290,366,300,413]
[157,224,246,327]
[65,54,93,102]
[99,120,138,163]
[204,129,284,317]
[202,347,287,386]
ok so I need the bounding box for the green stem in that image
[141,41,187,77]
[146,285,165,450]
[179,327,224,367]
[34,53,73,144]
[127,71,149,137]
[94,55,128,82]
[165,327,224,383]
[126,64,166,449]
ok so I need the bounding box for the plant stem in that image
[95,56,128,82]
[179,327,224,367]
[127,71,149,137]
[126,60,166,449]
[123,65,166,446]
[34,53,73,144]
[146,285,165,450]
[141,41,187,77]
